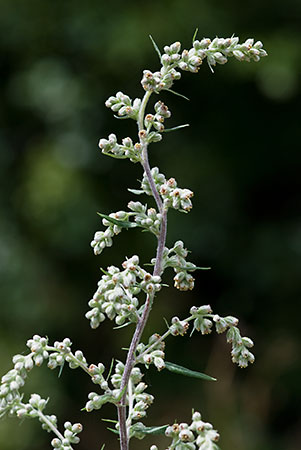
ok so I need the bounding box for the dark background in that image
[0,1,300,449]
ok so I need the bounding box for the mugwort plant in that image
[0,31,267,450]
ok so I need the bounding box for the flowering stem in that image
[46,347,91,377]
[117,90,168,450]
[36,409,66,443]
[137,316,195,360]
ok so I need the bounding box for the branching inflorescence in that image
[0,32,267,450]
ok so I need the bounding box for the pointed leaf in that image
[113,114,130,120]
[101,418,118,424]
[113,322,133,330]
[149,35,162,60]
[58,362,65,378]
[102,151,128,160]
[140,425,169,435]
[165,88,190,101]
[163,124,190,133]
[116,385,127,402]
[128,188,144,195]
[165,361,216,381]
[106,358,115,381]
[100,445,106,450]
[107,427,119,435]
[97,212,138,229]
[192,28,199,44]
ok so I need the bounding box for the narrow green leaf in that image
[102,151,128,160]
[101,418,118,424]
[181,266,211,271]
[97,212,138,229]
[128,188,144,195]
[116,385,127,402]
[100,444,106,450]
[58,362,65,378]
[113,322,132,330]
[163,317,170,329]
[163,124,190,133]
[106,358,115,381]
[190,325,196,338]
[113,114,130,120]
[149,35,162,60]
[192,28,199,44]
[165,361,216,381]
[100,267,110,275]
[165,88,190,101]
[207,61,215,74]
[107,427,119,435]
[141,425,169,435]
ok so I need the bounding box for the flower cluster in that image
[139,166,166,196]
[144,101,171,133]
[136,333,165,370]
[0,334,92,429]
[51,421,83,449]
[98,134,142,163]
[134,167,194,213]
[91,211,125,255]
[141,37,267,94]
[128,201,162,235]
[0,384,83,450]
[190,306,255,367]
[141,67,181,93]
[86,255,162,329]
[191,37,267,69]
[111,362,154,423]
[160,178,194,212]
[169,316,190,336]
[150,410,219,450]
[105,91,141,120]
[160,241,198,291]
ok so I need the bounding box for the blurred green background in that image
[0,0,300,449]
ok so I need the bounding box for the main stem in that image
[117,90,168,450]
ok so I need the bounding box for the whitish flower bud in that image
[214,52,227,64]
[122,137,133,147]
[200,38,211,48]
[233,50,245,61]
[225,316,239,326]
[154,357,165,371]
[128,201,146,213]
[242,337,254,348]
[243,38,254,49]
[179,429,194,442]
[161,54,171,65]
[51,438,62,448]
[170,41,181,53]
[213,314,229,333]
[192,411,202,421]
[178,61,188,70]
